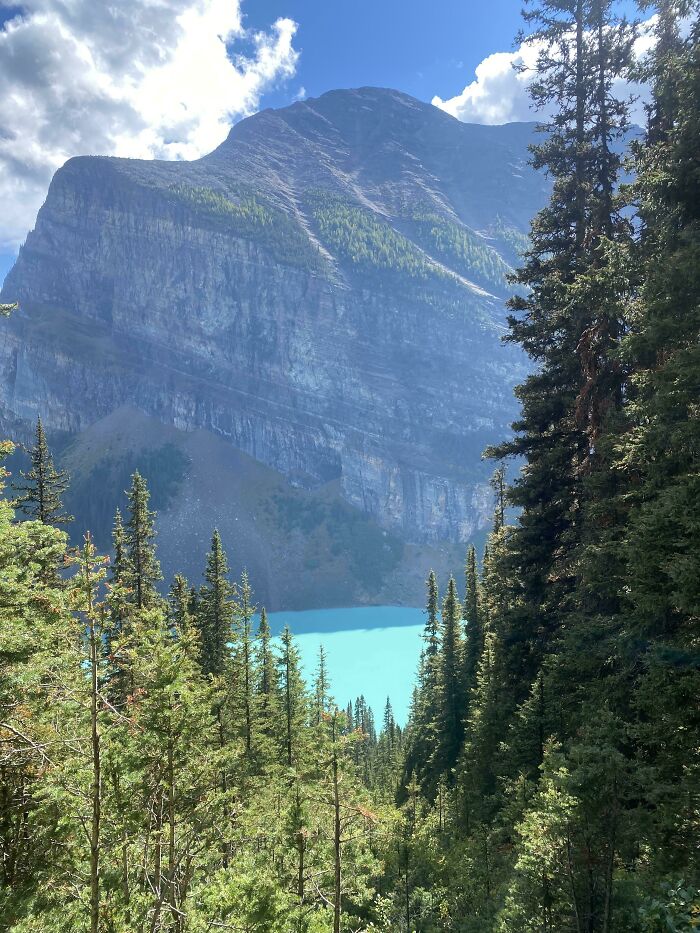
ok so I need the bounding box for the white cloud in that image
[0,0,299,248]
[433,19,657,127]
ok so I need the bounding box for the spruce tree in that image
[254,607,279,761]
[167,574,192,636]
[423,570,440,658]
[124,471,161,611]
[491,0,633,650]
[232,570,256,758]
[255,607,277,700]
[105,509,132,702]
[401,572,443,798]
[313,645,330,726]
[198,530,233,678]
[277,626,308,769]
[462,544,482,703]
[13,416,72,525]
[433,576,463,782]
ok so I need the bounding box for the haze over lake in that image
[268,606,426,724]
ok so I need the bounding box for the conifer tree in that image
[198,530,233,678]
[423,570,440,658]
[490,0,635,689]
[124,471,161,611]
[232,570,256,758]
[462,544,482,702]
[433,576,463,781]
[13,416,72,525]
[105,509,132,703]
[277,626,308,769]
[167,574,192,636]
[254,607,279,762]
[313,645,330,725]
[255,607,277,700]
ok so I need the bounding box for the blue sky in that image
[241,0,524,108]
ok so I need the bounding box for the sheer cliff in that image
[0,88,547,604]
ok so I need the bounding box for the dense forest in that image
[1,0,699,929]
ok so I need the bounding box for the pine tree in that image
[13,416,72,525]
[105,509,132,703]
[254,607,279,762]
[232,570,256,758]
[433,576,463,782]
[107,509,129,632]
[167,574,192,636]
[255,607,277,700]
[423,570,440,658]
[313,645,330,726]
[124,471,161,611]
[401,572,443,798]
[489,0,635,691]
[463,544,482,703]
[198,530,233,678]
[277,626,308,769]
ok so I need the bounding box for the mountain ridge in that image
[0,87,548,606]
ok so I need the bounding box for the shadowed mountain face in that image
[0,88,547,606]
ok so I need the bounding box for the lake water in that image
[267,606,425,726]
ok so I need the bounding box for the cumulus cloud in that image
[433,19,657,127]
[0,0,299,248]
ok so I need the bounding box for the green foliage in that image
[638,882,700,933]
[491,216,530,267]
[309,191,442,282]
[12,417,72,525]
[409,211,513,293]
[167,184,325,271]
[123,470,162,610]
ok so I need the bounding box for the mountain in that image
[0,87,548,607]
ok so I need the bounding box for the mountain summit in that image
[0,88,548,606]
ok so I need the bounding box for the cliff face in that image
[0,88,546,571]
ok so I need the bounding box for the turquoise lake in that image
[267,606,426,725]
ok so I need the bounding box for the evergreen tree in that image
[423,570,440,658]
[462,544,482,703]
[433,576,463,782]
[198,529,233,678]
[255,607,277,700]
[489,0,635,690]
[277,626,308,769]
[105,509,132,703]
[167,574,192,636]
[254,606,279,762]
[313,644,330,726]
[232,570,256,758]
[12,416,72,525]
[124,471,161,611]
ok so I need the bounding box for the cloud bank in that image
[433,21,657,127]
[0,0,299,248]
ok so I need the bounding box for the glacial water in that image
[267,606,426,726]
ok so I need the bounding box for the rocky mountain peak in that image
[0,88,549,606]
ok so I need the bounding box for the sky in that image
[0,0,652,282]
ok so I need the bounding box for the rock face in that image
[0,87,546,556]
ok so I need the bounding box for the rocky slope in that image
[0,87,547,605]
